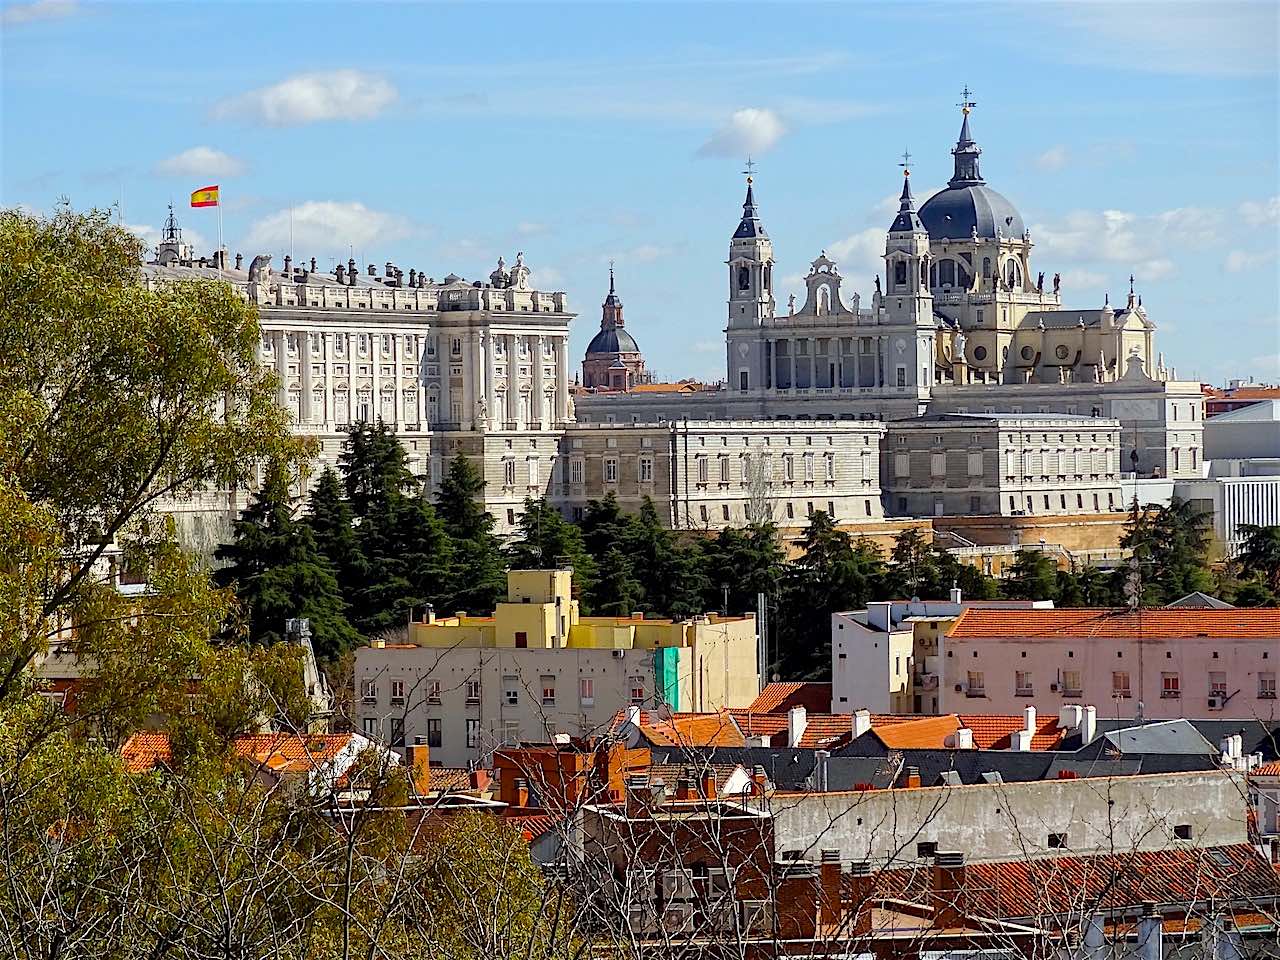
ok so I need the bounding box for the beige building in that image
[353,569,759,766]
[882,413,1124,518]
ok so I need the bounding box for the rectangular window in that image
[389,718,405,747]
[895,453,909,478]
[896,366,906,387]
[361,679,376,702]
[1062,670,1082,696]
[390,679,405,705]
[605,457,618,483]
[503,675,519,706]
[630,676,645,704]
[503,459,516,487]
[528,458,539,487]
[580,677,594,706]
[697,457,709,483]
[1161,672,1181,698]
[1260,672,1276,699]
[570,459,584,484]
[1015,671,1033,697]
[426,679,441,704]
[803,454,814,481]
[966,671,985,696]
[639,457,653,483]
[466,718,480,748]
[362,716,377,737]
[967,451,983,476]
[515,631,528,649]
[783,455,794,481]
[502,720,520,744]
[541,675,556,706]
[1112,671,1131,698]
[465,679,481,703]
[930,452,946,477]
[720,457,731,483]
[1210,671,1227,696]
[427,718,442,748]
[824,453,835,480]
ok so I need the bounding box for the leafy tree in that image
[698,522,785,615]
[215,463,361,660]
[884,527,999,601]
[1235,524,1280,597]
[628,498,708,620]
[508,498,596,605]
[587,546,643,616]
[1120,496,1214,604]
[1003,549,1059,601]
[1055,564,1116,607]
[435,455,507,612]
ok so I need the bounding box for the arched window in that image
[1004,259,1021,289]
[817,285,830,315]
[939,260,956,287]
[894,261,908,286]
[737,266,750,291]
[763,264,772,292]
[982,258,992,279]
[957,264,972,289]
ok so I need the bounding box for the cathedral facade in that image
[576,104,1204,486]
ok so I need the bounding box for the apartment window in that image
[1112,671,1131,698]
[1015,671,1033,697]
[1062,670,1082,696]
[1210,671,1227,696]
[390,679,405,705]
[1173,824,1192,841]
[570,459,584,484]
[783,455,794,481]
[896,366,906,387]
[389,718,405,747]
[699,504,709,522]
[803,454,815,481]
[361,679,376,702]
[1260,672,1276,699]
[465,679,481,703]
[629,676,645,704]
[639,457,653,483]
[427,719,442,748]
[722,504,730,521]
[1048,833,1068,849]
[966,671,985,697]
[503,675,519,706]
[580,677,594,706]
[541,675,556,706]
[515,631,528,649]
[1161,672,1181,699]
[362,716,377,737]
[786,502,795,519]
[466,718,480,748]
[605,457,618,483]
[502,720,520,744]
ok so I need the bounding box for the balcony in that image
[1260,691,1276,700]
[1160,689,1181,699]
[965,688,986,699]
[1015,687,1035,698]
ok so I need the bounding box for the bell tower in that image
[882,157,937,394]
[726,162,775,331]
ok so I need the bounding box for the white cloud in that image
[1032,207,1215,285]
[1034,145,1069,172]
[690,340,722,354]
[155,146,245,179]
[1059,268,1108,290]
[825,228,884,282]
[515,221,548,236]
[213,70,397,126]
[243,201,411,254]
[1225,249,1277,273]
[125,221,208,257]
[527,266,564,290]
[2,0,77,25]
[1239,196,1280,227]
[698,108,786,157]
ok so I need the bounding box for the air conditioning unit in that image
[626,902,657,934]
[1207,695,1224,710]
[661,902,695,933]
[611,649,626,660]
[741,899,775,934]
[662,868,695,901]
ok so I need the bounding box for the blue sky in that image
[3,0,1277,384]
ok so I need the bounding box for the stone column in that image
[300,331,314,422]
[322,332,335,429]
[412,334,425,426]
[462,331,476,431]
[370,335,381,424]
[273,330,288,409]
[877,335,887,388]
[438,334,452,427]
[532,334,545,430]
[392,333,403,427]
[506,333,518,428]
[808,339,817,390]
[555,335,570,425]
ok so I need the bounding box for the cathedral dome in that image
[586,326,639,355]
[919,183,1024,241]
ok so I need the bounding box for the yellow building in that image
[357,570,760,765]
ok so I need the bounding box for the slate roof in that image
[947,607,1280,640]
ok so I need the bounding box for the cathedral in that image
[581,266,648,390]
[576,101,1204,483]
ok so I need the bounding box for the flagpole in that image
[217,190,224,280]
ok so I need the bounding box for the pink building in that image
[940,609,1279,721]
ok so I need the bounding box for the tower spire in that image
[733,159,767,239]
[949,85,983,186]
[890,151,925,234]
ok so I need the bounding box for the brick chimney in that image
[699,768,717,800]
[931,850,966,930]
[848,860,873,936]
[904,765,922,788]
[818,849,842,926]
[751,764,769,796]
[512,777,530,809]
[467,768,490,792]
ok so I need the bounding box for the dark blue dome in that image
[919,183,1024,241]
[586,327,639,354]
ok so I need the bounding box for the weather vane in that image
[899,148,912,176]
[957,85,977,115]
[742,155,756,183]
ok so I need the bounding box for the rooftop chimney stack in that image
[931,851,966,930]
[852,709,872,739]
[949,584,963,604]
[335,264,346,284]
[1136,901,1163,960]
[309,257,317,272]
[788,705,808,748]
[1082,705,1097,745]
[234,252,243,270]
[848,860,873,936]
[819,850,842,926]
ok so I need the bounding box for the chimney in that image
[512,777,530,809]
[819,849,842,926]
[675,776,693,801]
[788,705,808,748]
[699,768,717,800]
[1136,901,1163,960]
[931,851,966,930]
[309,257,317,272]
[904,765,922,788]
[405,742,431,794]
[1023,705,1037,733]
[1010,729,1032,751]
[1081,705,1097,745]
[1270,838,1280,865]
[751,764,769,796]
[335,264,346,284]
[848,860,873,936]
[949,584,963,604]
[814,749,830,791]
[385,261,395,278]
[852,708,872,739]
[952,727,974,750]
[1059,704,1083,731]
[467,768,489,791]
[626,704,642,729]
[368,263,376,276]
[408,268,416,286]
[234,252,243,270]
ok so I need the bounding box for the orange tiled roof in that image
[1203,385,1280,400]
[506,813,564,842]
[428,767,473,792]
[960,714,1066,751]
[872,715,963,749]
[612,709,745,748]
[729,711,789,744]
[1251,760,1280,777]
[121,731,356,775]
[747,682,832,714]
[121,731,172,772]
[947,607,1280,640]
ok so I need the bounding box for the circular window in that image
[1020,345,1034,361]
[973,345,987,361]
[1055,344,1070,360]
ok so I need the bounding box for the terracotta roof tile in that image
[1251,760,1280,777]
[747,682,832,714]
[947,607,1280,640]
[610,709,745,748]
[121,732,172,772]
[120,732,356,775]
[872,715,963,749]
[506,813,564,842]
[427,767,473,792]
[961,714,1066,751]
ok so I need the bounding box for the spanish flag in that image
[190,185,220,208]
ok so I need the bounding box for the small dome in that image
[586,327,639,355]
[919,183,1024,242]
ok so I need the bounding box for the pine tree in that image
[507,498,596,607]
[435,455,507,612]
[587,547,643,616]
[215,465,360,660]
[1003,549,1059,601]
[304,466,366,591]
